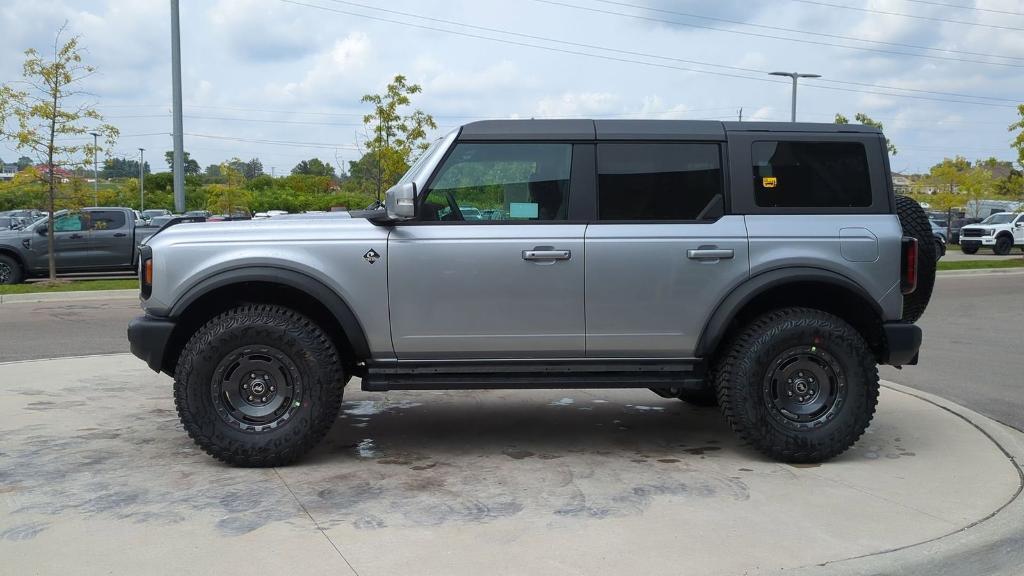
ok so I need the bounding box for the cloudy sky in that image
[1,0,1021,174]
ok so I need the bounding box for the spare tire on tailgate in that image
[895,195,936,323]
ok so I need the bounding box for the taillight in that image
[901,237,918,294]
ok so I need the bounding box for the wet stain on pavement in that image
[1,522,49,541]
[681,447,722,456]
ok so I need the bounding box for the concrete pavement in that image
[1,355,1021,575]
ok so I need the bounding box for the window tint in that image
[422,143,572,221]
[597,143,723,221]
[89,210,126,230]
[752,141,871,208]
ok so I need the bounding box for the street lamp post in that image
[139,148,145,212]
[89,132,99,206]
[769,71,821,122]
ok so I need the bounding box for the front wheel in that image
[0,254,23,284]
[994,236,1013,255]
[961,244,978,255]
[713,308,878,463]
[174,304,345,467]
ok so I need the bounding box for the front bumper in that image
[127,315,176,373]
[882,322,922,366]
[960,237,995,247]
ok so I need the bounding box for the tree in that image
[1010,104,1024,170]
[101,157,149,179]
[243,157,263,180]
[164,150,200,175]
[0,25,118,280]
[204,163,221,178]
[835,112,897,155]
[291,157,336,177]
[359,74,437,203]
[17,156,32,170]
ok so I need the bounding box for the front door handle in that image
[687,248,734,260]
[113,232,127,238]
[69,233,84,240]
[523,250,571,261]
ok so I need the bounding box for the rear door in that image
[87,209,133,268]
[585,141,749,357]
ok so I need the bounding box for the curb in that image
[937,267,1024,277]
[0,288,139,305]
[792,381,1024,575]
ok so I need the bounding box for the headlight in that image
[983,228,995,236]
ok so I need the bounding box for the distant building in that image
[33,164,72,183]
[891,173,912,194]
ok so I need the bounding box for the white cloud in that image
[264,33,371,103]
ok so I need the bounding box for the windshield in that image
[980,213,1017,225]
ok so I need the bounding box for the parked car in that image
[959,212,1024,255]
[128,119,932,467]
[184,210,212,218]
[142,209,172,220]
[930,220,946,260]
[949,217,981,244]
[0,207,158,284]
[0,216,31,230]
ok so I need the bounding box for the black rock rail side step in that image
[360,359,705,391]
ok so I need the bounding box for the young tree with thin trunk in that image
[0,24,117,281]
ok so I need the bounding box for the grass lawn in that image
[937,259,1024,271]
[0,278,139,295]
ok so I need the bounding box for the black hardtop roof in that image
[458,119,882,141]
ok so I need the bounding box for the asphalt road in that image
[2,272,1022,429]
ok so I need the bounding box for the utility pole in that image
[769,71,821,122]
[89,132,99,206]
[738,107,743,122]
[170,0,185,212]
[139,148,145,212]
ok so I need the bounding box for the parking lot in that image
[2,271,1024,575]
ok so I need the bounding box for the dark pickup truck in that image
[0,207,158,284]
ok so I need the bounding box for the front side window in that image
[421,143,572,221]
[752,141,872,208]
[598,143,723,221]
[53,214,88,232]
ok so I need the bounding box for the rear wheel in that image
[994,235,1013,255]
[0,254,23,285]
[714,307,878,463]
[895,196,936,322]
[961,244,978,255]
[174,304,345,467]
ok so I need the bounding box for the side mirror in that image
[37,225,48,236]
[385,182,416,220]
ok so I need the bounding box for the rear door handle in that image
[687,248,734,260]
[523,250,571,261]
[69,233,84,240]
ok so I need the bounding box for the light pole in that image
[170,0,185,213]
[89,132,99,205]
[139,148,146,212]
[769,71,821,122]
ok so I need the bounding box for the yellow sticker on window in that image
[762,176,778,188]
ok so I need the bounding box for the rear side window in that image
[89,210,127,230]
[752,141,871,208]
[598,143,723,221]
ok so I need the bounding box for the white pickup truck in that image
[959,212,1024,255]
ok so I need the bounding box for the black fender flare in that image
[695,267,883,358]
[168,266,370,359]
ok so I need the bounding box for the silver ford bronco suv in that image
[127,120,934,467]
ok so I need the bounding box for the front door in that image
[585,142,749,357]
[26,213,92,272]
[388,141,586,359]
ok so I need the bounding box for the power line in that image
[790,0,1024,31]
[288,0,1019,107]
[897,0,1024,17]
[583,0,1023,62]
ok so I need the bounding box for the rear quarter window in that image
[752,141,871,208]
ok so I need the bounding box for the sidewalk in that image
[1,355,1021,575]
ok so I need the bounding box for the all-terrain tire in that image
[895,195,936,323]
[650,385,719,407]
[174,304,345,467]
[713,307,879,463]
[0,254,24,285]
[994,235,1013,256]
[961,244,979,255]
